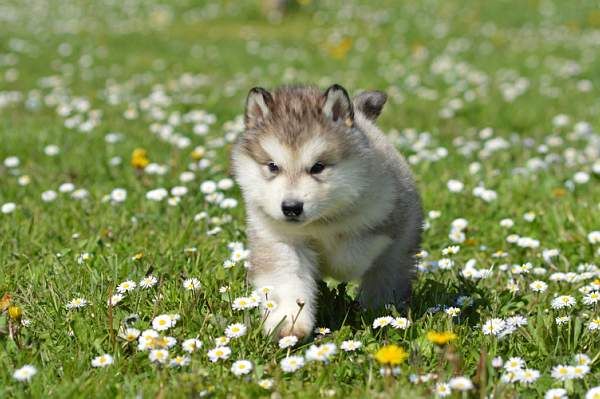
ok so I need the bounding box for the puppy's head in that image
[232,84,387,227]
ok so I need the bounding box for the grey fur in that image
[232,84,423,339]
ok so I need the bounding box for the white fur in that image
[233,100,422,339]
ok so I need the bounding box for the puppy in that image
[232,84,423,339]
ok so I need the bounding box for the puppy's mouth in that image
[284,217,301,223]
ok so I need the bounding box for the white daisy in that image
[448,376,473,391]
[482,318,506,335]
[207,346,231,362]
[116,280,136,293]
[225,323,247,338]
[280,356,305,373]
[12,365,37,382]
[139,275,158,288]
[391,317,411,329]
[183,278,201,291]
[182,338,202,353]
[551,295,576,309]
[340,340,362,352]
[152,314,176,331]
[149,349,169,364]
[91,354,114,368]
[169,355,190,367]
[231,360,253,376]
[372,316,394,329]
[278,335,299,349]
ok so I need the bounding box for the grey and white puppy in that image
[232,84,423,339]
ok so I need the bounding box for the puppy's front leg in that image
[249,240,318,340]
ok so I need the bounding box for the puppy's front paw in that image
[263,307,314,341]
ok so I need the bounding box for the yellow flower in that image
[327,37,352,60]
[8,305,22,320]
[374,345,408,365]
[426,331,457,346]
[132,252,144,261]
[131,148,149,169]
[0,293,11,312]
[552,187,567,198]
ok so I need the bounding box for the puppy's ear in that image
[245,87,274,128]
[353,91,387,121]
[321,84,353,125]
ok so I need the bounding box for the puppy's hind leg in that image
[357,242,417,311]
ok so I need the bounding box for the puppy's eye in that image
[310,162,325,174]
[267,162,279,173]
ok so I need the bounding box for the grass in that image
[1,0,599,397]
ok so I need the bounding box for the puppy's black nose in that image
[281,200,303,217]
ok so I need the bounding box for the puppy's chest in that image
[311,233,392,281]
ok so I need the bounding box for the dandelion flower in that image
[131,148,150,169]
[426,331,457,345]
[374,345,408,366]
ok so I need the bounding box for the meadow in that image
[1,0,600,397]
